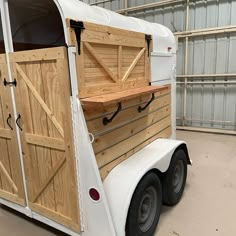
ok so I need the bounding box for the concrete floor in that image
[0,131,236,236]
[155,131,236,236]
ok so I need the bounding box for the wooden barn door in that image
[68,21,151,99]
[9,47,80,232]
[0,54,25,206]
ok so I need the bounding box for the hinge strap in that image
[70,20,85,55]
[145,34,152,57]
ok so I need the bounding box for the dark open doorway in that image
[8,0,65,52]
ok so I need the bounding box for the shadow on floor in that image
[0,204,69,236]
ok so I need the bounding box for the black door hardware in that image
[70,20,85,55]
[145,34,152,57]
[103,102,122,126]
[16,114,23,131]
[138,93,155,113]
[7,114,13,130]
[3,78,17,87]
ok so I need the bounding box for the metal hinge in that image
[145,34,152,57]
[70,20,85,55]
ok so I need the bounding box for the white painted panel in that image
[151,53,175,83]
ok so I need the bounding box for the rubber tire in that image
[162,149,187,206]
[125,172,162,236]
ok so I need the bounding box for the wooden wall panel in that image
[86,92,170,135]
[68,20,151,98]
[15,63,41,201]
[93,106,170,154]
[68,20,172,180]
[84,88,172,180]
[27,61,55,209]
[99,126,172,180]
[96,116,171,168]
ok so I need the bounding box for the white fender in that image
[103,138,189,236]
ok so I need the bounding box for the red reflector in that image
[89,188,100,201]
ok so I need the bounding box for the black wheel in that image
[125,172,162,236]
[163,149,187,206]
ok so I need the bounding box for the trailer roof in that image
[3,0,176,53]
[55,0,176,53]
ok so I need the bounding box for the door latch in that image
[16,114,23,131]
[6,114,13,130]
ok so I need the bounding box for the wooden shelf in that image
[81,86,168,106]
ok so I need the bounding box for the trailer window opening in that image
[8,0,65,52]
[0,13,6,54]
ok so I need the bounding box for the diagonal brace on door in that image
[0,161,18,192]
[84,42,117,82]
[31,156,66,203]
[122,48,146,81]
[15,64,64,138]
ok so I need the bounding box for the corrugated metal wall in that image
[82,0,236,132]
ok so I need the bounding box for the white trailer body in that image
[0,1,191,236]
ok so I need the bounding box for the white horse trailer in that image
[0,0,191,235]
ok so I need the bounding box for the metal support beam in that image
[175,25,236,38]
[177,118,236,125]
[178,81,236,85]
[116,0,184,14]
[177,81,236,85]
[182,0,189,126]
[177,74,236,78]
[90,0,111,5]
[177,126,236,136]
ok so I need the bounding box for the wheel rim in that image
[172,160,184,193]
[138,186,158,232]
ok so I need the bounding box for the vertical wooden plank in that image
[41,59,71,218]
[144,48,147,83]
[0,161,2,189]
[76,42,85,96]
[0,81,5,131]
[118,45,122,81]
[145,40,151,84]
[1,62,25,198]
[12,63,40,201]
[0,64,13,194]
[56,57,79,224]
[0,83,5,189]
[25,62,55,210]
[0,140,12,193]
